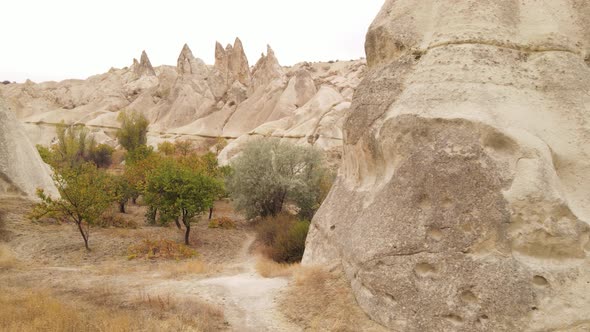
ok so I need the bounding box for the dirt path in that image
[144,234,301,332]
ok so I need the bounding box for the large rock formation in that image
[0,40,365,162]
[0,100,58,199]
[304,1,590,331]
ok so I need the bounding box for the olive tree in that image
[227,139,331,219]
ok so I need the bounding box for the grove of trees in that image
[32,115,333,262]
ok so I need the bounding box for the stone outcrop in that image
[132,50,156,78]
[0,100,58,199]
[0,40,365,163]
[304,1,590,331]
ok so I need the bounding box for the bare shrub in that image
[98,211,138,229]
[128,239,197,260]
[208,216,236,229]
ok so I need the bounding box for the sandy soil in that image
[0,196,300,331]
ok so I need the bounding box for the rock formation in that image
[132,50,156,78]
[0,40,365,163]
[303,1,590,331]
[0,100,58,199]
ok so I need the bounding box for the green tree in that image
[144,159,222,245]
[30,163,114,250]
[227,139,331,219]
[116,111,149,152]
[157,141,176,156]
[47,122,92,168]
[88,143,114,168]
[111,174,134,213]
[174,140,194,156]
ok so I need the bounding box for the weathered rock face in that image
[132,51,156,78]
[304,1,590,331]
[0,100,58,199]
[0,40,365,162]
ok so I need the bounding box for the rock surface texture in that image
[0,100,58,199]
[0,41,365,163]
[304,1,590,331]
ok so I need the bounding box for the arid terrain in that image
[0,197,382,332]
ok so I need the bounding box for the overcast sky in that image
[0,0,384,83]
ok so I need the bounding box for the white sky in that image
[0,0,384,83]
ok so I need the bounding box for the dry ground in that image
[0,196,382,331]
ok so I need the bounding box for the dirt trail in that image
[145,234,301,332]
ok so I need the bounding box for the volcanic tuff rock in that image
[304,1,590,331]
[132,50,156,78]
[0,40,365,162]
[0,100,58,199]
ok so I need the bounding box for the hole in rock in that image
[418,194,431,210]
[531,306,538,311]
[443,314,463,325]
[330,225,336,231]
[532,275,549,287]
[460,222,474,232]
[460,290,478,303]
[427,228,443,241]
[414,263,437,277]
[442,197,453,209]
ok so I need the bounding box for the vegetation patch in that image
[256,214,310,263]
[280,267,387,332]
[97,212,138,229]
[255,257,298,278]
[208,216,236,229]
[128,239,197,260]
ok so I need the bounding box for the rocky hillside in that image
[0,38,366,161]
[304,1,590,331]
[0,100,57,198]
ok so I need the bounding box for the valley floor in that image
[0,197,299,331]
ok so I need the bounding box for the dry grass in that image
[0,284,226,332]
[279,266,387,332]
[0,288,149,332]
[128,238,197,260]
[256,257,299,278]
[208,216,236,229]
[163,259,214,278]
[0,244,17,269]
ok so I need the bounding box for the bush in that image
[271,220,310,263]
[208,217,236,229]
[255,214,310,263]
[128,239,197,260]
[97,212,138,229]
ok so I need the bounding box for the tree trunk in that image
[183,211,190,245]
[184,223,190,245]
[119,201,126,214]
[76,220,90,251]
[175,216,182,230]
[132,196,137,205]
[208,207,213,220]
